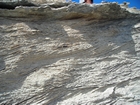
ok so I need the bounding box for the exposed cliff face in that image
[0,3,140,105]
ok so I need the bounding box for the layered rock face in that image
[28,0,66,4]
[0,3,140,105]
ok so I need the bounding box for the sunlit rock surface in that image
[0,2,140,105]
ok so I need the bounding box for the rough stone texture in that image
[0,1,36,9]
[27,0,66,4]
[0,3,140,105]
[0,3,138,19]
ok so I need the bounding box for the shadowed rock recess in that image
[0,2,140,105]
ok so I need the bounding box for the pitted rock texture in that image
[0,3,140,105]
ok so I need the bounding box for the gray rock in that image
[0,3,139,19]
[0,2,140,105]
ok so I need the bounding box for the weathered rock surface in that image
[0,3,140,105]
[0,0,36,9]
[0,3,139,19]
[27,0,66,4]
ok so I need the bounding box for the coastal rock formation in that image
[0,2,140,105]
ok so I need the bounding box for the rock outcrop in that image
[0,0,36,9]
[28,0,66,4]
[0,2,140,105]
[0,2,139,19]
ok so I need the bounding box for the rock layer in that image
[0,3,140,105]
[0,3,138,19]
